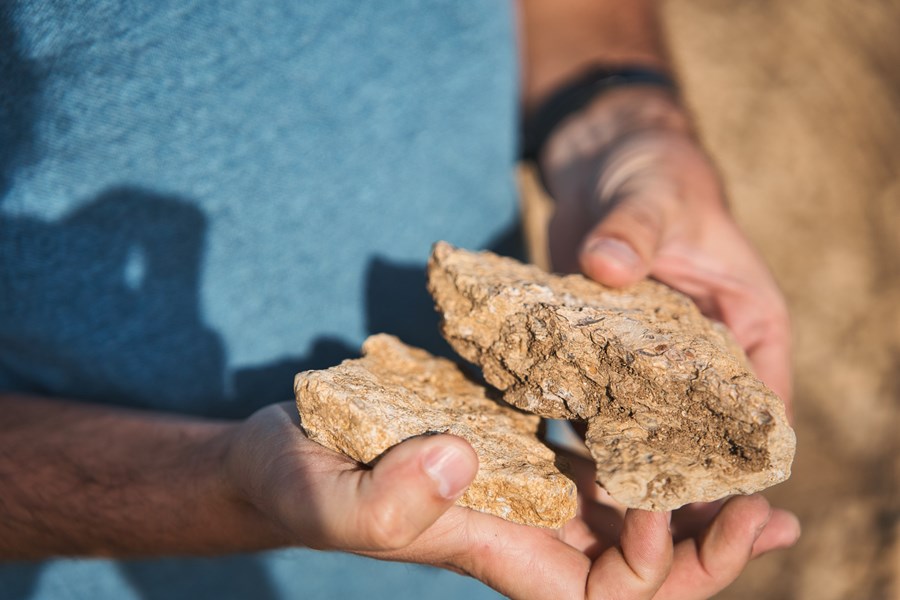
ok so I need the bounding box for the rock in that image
[294,334,577,528]
[427,242,795,510]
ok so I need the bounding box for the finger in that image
[654,494,772,599]
[466,515,593,600]
[305,433,479,552]
[743,327,794,421]
[718,284,794,420]
[579,194,666,288]
[652,250,795,419]
[543,442,624,558]
[577,502,624,560]
[708,272,793,413]
[384,507,593,600]
[586,510,673,599]
[750,508,801,558]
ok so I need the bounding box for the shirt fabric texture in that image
[0,1,520,598]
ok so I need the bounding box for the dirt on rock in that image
[428,243,794,511]
[295,334,577,528]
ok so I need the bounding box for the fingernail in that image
[422,445,471,500]
[585,238,641,270]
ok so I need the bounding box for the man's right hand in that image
[224,403,800,600]
[223,402,593,598]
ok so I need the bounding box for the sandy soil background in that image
[665,2,900,598]
[523,1,899,598]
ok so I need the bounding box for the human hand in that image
[223,402,594,598]
[541,87,793,417]
[539,85,800,597]
[224,403,797,599]
[559,446,800,599]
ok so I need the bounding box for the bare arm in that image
[0,394,592,598]
[0,394,281,558]
[520,0,669,111]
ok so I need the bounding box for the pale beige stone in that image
[427,242,795,510]
[294,334,577,528]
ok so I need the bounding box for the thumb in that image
[323,434,478,552]
[579,194,667,288]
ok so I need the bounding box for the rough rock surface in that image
[427,242,795,510]
[294,334,577,528]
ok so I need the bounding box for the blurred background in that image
[524,1,899,598]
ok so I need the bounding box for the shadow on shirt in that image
[0,183,523,600]
[0,11,41,201]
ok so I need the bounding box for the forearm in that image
[0,394,285,559]
[518,0,671,111]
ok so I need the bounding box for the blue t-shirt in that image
[0,1,519,598]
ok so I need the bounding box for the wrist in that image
[202,420,292,551]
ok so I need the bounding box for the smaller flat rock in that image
[427,242,795,510]
[294,334,577,528]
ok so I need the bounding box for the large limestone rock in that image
[427,242,795,510]
[294,334,577,528]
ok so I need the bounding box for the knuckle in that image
[359,501,416,550]
[586,199,668,270]
[613,198,666,241]
[631,560,672,593]
[602,574,663,600]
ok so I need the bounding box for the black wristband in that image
[520,66,677,162]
